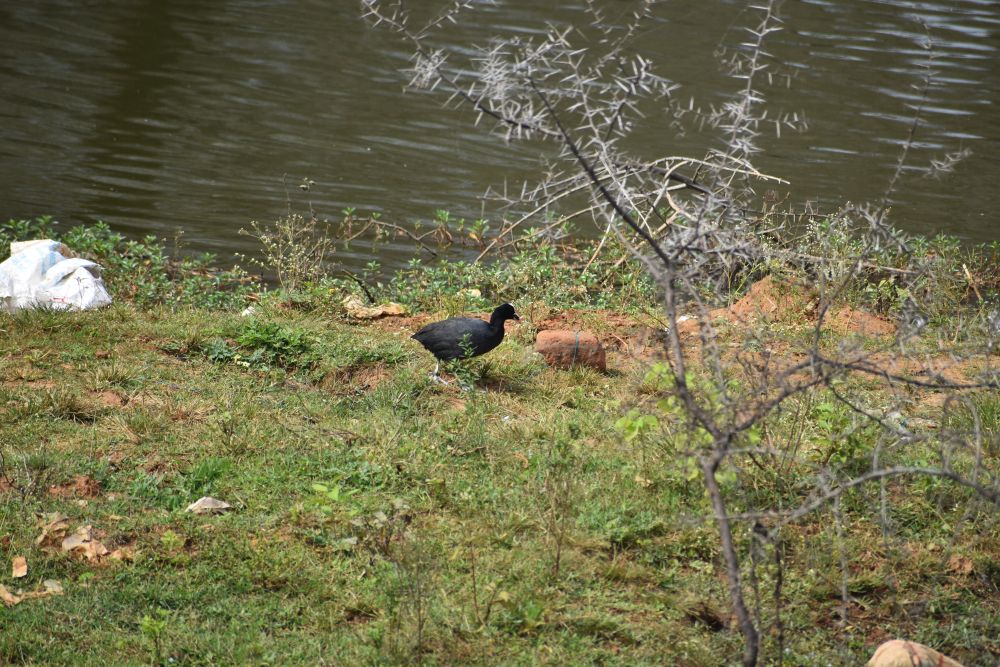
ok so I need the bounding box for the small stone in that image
[185,496,232,515]
[342,295,406,319]
[535,330,606,371]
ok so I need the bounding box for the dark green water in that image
[1,1,997,270]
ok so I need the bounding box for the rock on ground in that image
[867,639,964,667]
[185,496,233,515]
[535,330,606,371]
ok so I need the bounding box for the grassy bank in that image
[1,219,998,665]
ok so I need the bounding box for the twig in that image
[341,270,376,304]
[962,263,983,302]
[343,215,440,258]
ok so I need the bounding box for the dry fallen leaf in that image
[0,584,19,607]
[61,525,109,561]
[634,474,653,488]
[0,580,63,607]
[109,546,137,562]
[12,556,27,578]
[35,512,70,547]
[185,496,232,515]
[947,554,974,576]
[342,295,406,319]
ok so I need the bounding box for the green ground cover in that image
[1,219,998,665]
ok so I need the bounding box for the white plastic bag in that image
[0,239,112,313]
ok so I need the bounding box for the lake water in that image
[1,0,997,272]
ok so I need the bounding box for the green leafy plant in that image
[309,482,358,517]
[201,321,318,371]
[501,597,547,636]
[615,408,660,443]
[139,609,170,666]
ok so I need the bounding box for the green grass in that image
[1,302,997,666]
[1,217,998,664]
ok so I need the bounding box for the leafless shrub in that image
[383,536,440,663]
[540,434,578,579]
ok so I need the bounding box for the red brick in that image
[535,330,606,371]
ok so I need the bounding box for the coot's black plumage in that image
[412,303,519,378]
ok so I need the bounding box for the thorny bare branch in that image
[362,2,997,663]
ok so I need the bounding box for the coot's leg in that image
[429,361,450,385]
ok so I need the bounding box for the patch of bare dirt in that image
[94,448,128,467]
[94,390,125,407]
[679,275,814,334]
[675,276,898,341]
[827,306,895,337]
[442,395,467,411]
[322,363,390,394]
[125,392,162,407]
[626,326,670,359]
[369,314,433,334]
[535,309,645,352]
[47,475,101,499]
[727,275,813,323]
[867,352,990,386]
[673,276,809,340]
[353,280,982,392]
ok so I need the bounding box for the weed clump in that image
[200,320,319,372]
[239,211,335,293]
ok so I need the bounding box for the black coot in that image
[412,303,520,379]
